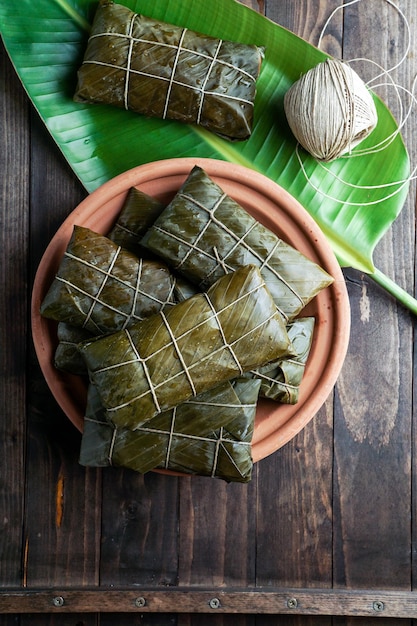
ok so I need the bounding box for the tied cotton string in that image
[284,58,378,161]
[284,0,417,206]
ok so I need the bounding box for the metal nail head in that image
[135,596,146,608]
[209,597,221,609]
[52,596,65,607]
[373,600,384,612]
[287,597,298,609]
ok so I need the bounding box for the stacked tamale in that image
[74,0,265,141]
[40,166,333,481]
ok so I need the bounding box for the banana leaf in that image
[79,264,292,430]
[0,0,415,312]
[74,1,264,141]
[108,185,201,300]
[40,225,177,333]
[80,377,260,482]
[250,317,315,404]
[54,322,93,375]
[141,166,334,322]
[108,186,165,256]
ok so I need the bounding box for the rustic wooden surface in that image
[1,0,417,624]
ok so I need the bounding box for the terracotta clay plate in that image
[31,157,350,463]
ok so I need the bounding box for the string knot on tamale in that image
[73,0,264,140]
[79,264,292,430]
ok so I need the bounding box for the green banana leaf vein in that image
[0,0,414,310]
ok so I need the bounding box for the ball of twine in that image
[284,58,378,162]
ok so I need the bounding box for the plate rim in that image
[31,157,351,464]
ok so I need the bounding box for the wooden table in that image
[1,0,417,622]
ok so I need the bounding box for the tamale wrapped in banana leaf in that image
[54,322,93,375]
[79,264,292,430]
[80,377,260,482]
[163,422,254,482]
[108,186,198,300]
[40,225,176,334]
[141,166,334,321]
[251,317,315,403]
[73,0,264,141]
[108,187,165,256]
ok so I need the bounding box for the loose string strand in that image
[318,0,411,78]
[295,145,413,207]
[293,0,417,206]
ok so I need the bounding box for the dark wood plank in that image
[179,615,255,626]
[166,472,260,626]
[333,273,413,585]
[331,0,416,623]
[260,4,415,626]
[22,105,101,589]
[177,472,257,587]
[254,3,339,626]
[0,617,21,626]
[265,0,343,57]
[99,470,180,587]
[20,616,99,626]
[0,38,29,589]
[102,616,176,626]
[332,0,415,600]
[254,619,332,626]
[255,402,334,590]
[254,9,336,626]
[20,102,101,622]
[1,588,417,617]
[176,0,265,603]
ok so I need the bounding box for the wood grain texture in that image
[1,588,417,617]
[99,470,180,587]
[255,402,334,590]
[178,473,257,587]
[332,0,416,599]
[253,3,335,613]
[265,0,343,57]
[0,38,29,589]
[24,110,99,588]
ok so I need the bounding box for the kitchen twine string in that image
[291,0,417,206]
